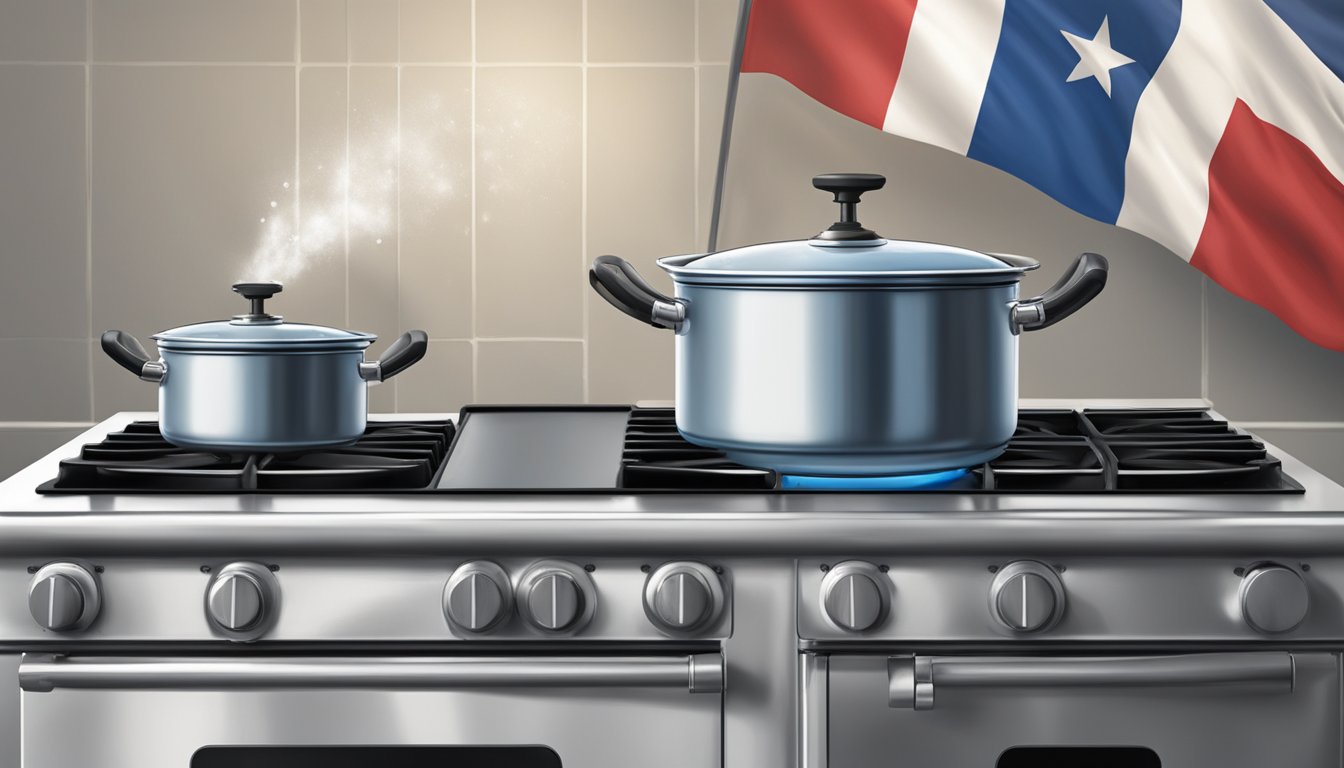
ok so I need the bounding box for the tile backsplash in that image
[1,0,1341,482]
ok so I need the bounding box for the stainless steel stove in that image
[2,399,1344,768]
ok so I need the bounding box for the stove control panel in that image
[28,562,101,633]
[643,561,725,634]
[0,557,732,642]
[1239,563,1310,633]
[797,557,1340,642]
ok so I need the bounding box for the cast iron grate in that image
[619,407,1302,493]
[37,420,455,493]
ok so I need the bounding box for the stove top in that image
[36,405,1302,494]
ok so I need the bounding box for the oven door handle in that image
[18,653,724,694]
[888,652,1294,710]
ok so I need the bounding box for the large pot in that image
[101,282,428,453]
[590,173,1108,477]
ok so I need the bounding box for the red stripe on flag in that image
[740,0,918,129]
[1191,99,1344,351]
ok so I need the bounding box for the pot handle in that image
[100,330,166,383]
[1012,252,1109,332]
[589,255,686,332]
[360,330,429,382]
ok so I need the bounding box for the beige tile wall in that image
[1,0,1341,482]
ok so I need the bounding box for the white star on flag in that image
[1061,16,1136,97]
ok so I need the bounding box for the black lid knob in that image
[812,173,885,241]
[231,282,283,322]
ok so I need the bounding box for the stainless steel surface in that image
[0,557,732,643]
[673,281,1019,475]
[137,360,166,383]
[797,556,1344,642]
[651,299,687,332]
[203,562,278,641]
[642,561,725,634]
[988,560,1065,633]
[887,653,1295,710]
[824,653,1339,767]
[1009,299,1045,332]
[20,665,723,768]
[819,561,890,633]
[19,653,722,693]
[26,563,99,633]
[155,347,371,451]
[517,560,596,634]
[0,655,15,768]
[443,560,513,634]
[1240,563,1310,634]
[436,409,631,489]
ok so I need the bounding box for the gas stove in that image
[34,404,1303,494]
[3,400,1344,768]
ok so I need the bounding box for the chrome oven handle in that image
[888,653,1294,710]
[19,653,724,695]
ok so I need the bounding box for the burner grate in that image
[38,421,455,493]
[619,407,1301,493]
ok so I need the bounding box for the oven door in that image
[817,652,1340,768]
[18,653,723,768]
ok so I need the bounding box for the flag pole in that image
[707,0,752,252]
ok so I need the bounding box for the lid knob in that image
[231,282,283,324]
[812,173,886,242]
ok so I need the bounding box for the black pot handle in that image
[100,330,166,382]
[361,330,429,382]
[1013,252,1109,332]
[589,255,685,331]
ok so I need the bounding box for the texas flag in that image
[740,0,1344,350]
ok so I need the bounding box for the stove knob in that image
[28,563,101,632]
[519,561,595,633]
[443,561,513,634]
[820,561,890,632]
[205,562,279,638]
[1240,564,1309,634]
[990,561,1066,633]
[644,562,725,634]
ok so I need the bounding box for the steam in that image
[243,96,465,284]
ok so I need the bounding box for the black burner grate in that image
[619,407,1302,493]
[38,420,455,493]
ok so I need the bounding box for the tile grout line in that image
[395,0,402,413]
[693,0,701,249]
[0,61,726,68]
[581,0,589,403]
[344,0,351,329]
[84,0,94,423]
[470,0,479,404]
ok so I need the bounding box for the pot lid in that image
[664,173,1038,285]
[152,282,376,350]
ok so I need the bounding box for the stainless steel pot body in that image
[673,281,1019,475]
[156,347,369,452]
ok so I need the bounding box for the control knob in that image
[990,561,1066,633]
[820,561,891,632]
[28,562,101,632]
[443,561,513,633]
[205,562,279,639]
[518,560,595,633]
[643,562,725,634]
[1239,564,1309,634]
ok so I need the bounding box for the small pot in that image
[101,282,428,453]
[590,173,1109,477]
